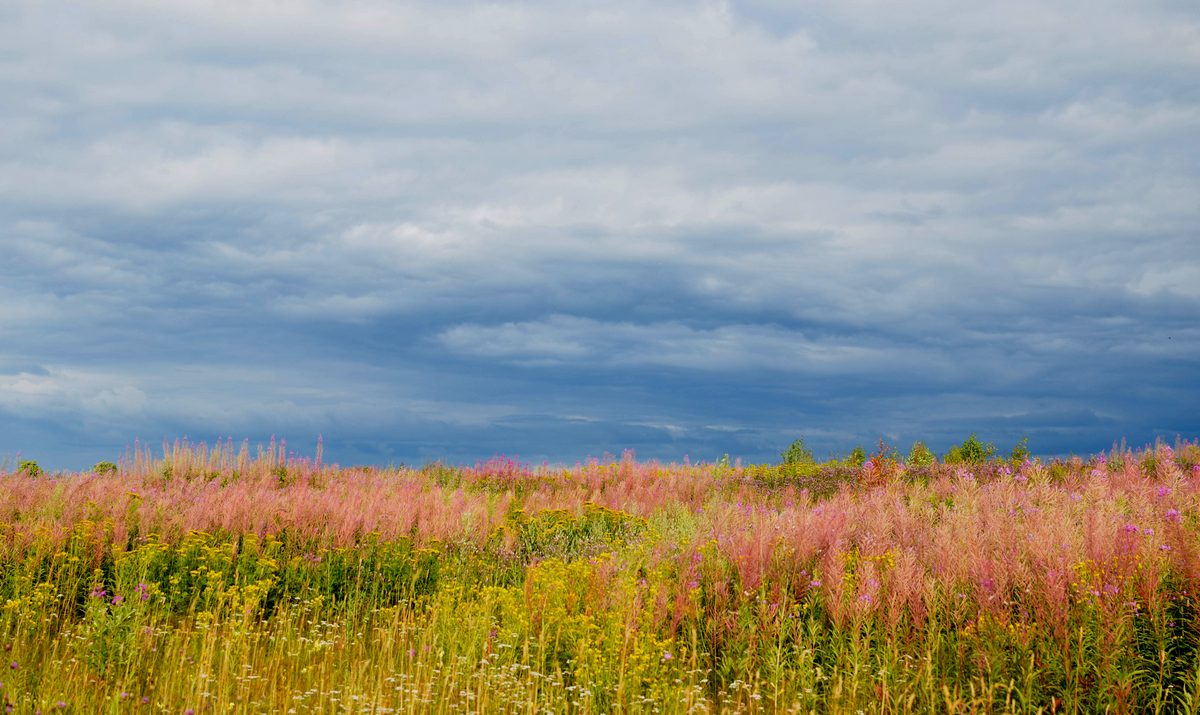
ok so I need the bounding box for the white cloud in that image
[0,369,147,417]
[437,315,943,374]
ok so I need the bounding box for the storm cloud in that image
[2,0,1198,468]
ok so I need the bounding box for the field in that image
[2,439,1199,713]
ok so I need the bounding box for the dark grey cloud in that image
[1,0,1198,469]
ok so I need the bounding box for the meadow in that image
[1,437,1199,713]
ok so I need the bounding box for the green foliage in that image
[1179,443,1200,471]
[18,459,42,477]
[273,465,293,487]
[1009,437,1031,464]
[906,441,935,467]
[93,461,118,475]
[780,438,815,466]
[943,433,996,465]
[497,503,646,564]
[845,446,867,468]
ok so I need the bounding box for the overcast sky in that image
[2,0,1198,469]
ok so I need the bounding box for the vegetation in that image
[780,438,815,466]
[1,436,1199,713]
[943,433,997,464]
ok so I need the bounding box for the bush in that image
[18,460,42,477]
[93,461,118,475]
[906,441,935,467]
[780,438,815,466]
[1009,437,1031,464]
[944,434,996,465]
[846,446,867,468]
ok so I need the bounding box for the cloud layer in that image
[2,0,1198,468]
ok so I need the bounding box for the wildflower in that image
[1161,544,1173,552]
[1165,509,1182,523]
[111,595,124,605]
[810,580,822,588]
[89,586,107,600]
[142,697,150,704]
[119,693,130,699]
[136,583,151,601]
[55,703,66,710]
[1124,523,1140,534]
[1158,486,1172,498]
[661,651,673,661]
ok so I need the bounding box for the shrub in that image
[18,459,42,477]
[906,441,935,467]
[93,461,118,475]
[1009,437,1031,464]
[944,433,996,465]
[846,445,867,468]
[780,438,815,466]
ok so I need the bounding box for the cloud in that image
[1,0,1197,468]
[437,315,936,374]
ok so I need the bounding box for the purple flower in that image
[1158,486,1172,498]
[661,651,673,661]
[55,702,66,710]
[111,595,124,605]
[1124,523,1140,534]
[1166,509,1182,523]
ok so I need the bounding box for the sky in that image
[2,0,1198,470]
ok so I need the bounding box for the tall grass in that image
[0,438,1198,712]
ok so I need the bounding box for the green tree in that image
[944,434,996,465]
[780,438,815,466]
